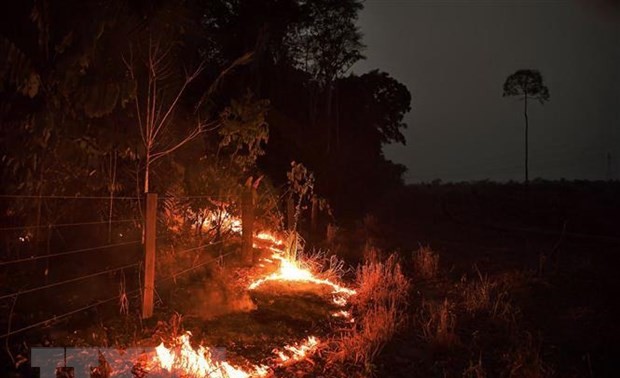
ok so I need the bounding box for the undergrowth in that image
[328,250,410,374]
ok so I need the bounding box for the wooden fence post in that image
[286,193,295,231]
[142,192,157,319]
[311,195,318,235]
[241,185,254,265]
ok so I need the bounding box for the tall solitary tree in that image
[503,69,550,183]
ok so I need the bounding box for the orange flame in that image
[149,332,323,377]
[248,246,356,306]
[153,332,268,378]
[145,230,352,376]
[273,336,320,364]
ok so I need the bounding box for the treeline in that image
[0,0,411,228]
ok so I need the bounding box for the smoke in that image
[578,0,620,19]
[189,269,257,320]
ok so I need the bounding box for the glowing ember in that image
[194,210,242,234]
[255,232,285,245]
[211,212,242,234]
[332,310,355,323]
[273,336,319,364]
[332,310,351,318]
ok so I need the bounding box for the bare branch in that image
[122,46,146,145]
[150,125,202,163]
[152,62,205,141]
[195,51,254,112]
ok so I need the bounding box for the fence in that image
[0,188,258,342]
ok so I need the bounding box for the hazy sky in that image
[353,0,619,183]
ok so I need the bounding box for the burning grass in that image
[17,228,411,378]
[248,232,356,308]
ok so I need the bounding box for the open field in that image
[365,181,620,377]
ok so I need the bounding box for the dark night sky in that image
[353,0,620,183]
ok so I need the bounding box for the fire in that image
[148,332,322,377]
[202,211,242,234]
[142,229,354,377]
[255,231,285,245]
[273,336,320,364]
[332,310,351,319]
[153,332,268,378]
[248,249,356,306]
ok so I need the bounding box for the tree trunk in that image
[108,151,117,243]
[524,93,529,183]
[144,149,151,194]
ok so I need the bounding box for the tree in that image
[122,40,210,194]
[0,0,139,233]
[503,69,550,183]
[284,0,364,151]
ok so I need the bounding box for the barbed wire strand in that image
[0,195,140,200]
[0,289,141,339]
[0,240,238,339]
[0,239,142,267]
[0,219,139,232]
[0,262,141,301]
[157,250,236,284]
[157,194,240,200]
[169,239,226,255]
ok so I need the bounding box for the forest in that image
[0,0,410,224]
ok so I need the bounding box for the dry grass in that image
[418,298,459,349]
[462,271,493,314]
[463,354,487,378]
[330,303,402,370]
[298,248,348,283]
[412,245,439,279]
[353,251,409,310]
[153,312,185,342]
[503,332,553,377]
[461,268,521,327]
[328,252,410,371]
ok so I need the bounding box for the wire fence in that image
[0,218,138,232]
[0,239,143,267]
[0,192,243,341]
